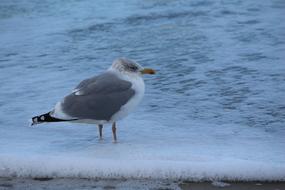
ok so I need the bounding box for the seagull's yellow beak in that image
[140,68,156,75]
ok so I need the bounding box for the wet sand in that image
[180,181,285,190]
[0,177,284,190]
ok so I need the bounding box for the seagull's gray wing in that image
[61,72,135,121]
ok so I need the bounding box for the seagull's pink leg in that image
[112,122,117,142]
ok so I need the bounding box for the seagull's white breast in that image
[110,73,145,122]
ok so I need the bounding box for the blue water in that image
[0,0,285,180]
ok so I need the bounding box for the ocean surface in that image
[0,0,285,180]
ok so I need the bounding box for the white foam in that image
[0,119,284,181]
[0,154,284,180]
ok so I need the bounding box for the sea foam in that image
[0,154,285,181]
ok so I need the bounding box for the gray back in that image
[62,72,135,121]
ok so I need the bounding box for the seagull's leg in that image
[98,124,103,139]
[112,122,117,142]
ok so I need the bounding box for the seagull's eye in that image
[129,65,138,71]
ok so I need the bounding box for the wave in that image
[0,154,284,181]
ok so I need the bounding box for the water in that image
[0,0,285,180]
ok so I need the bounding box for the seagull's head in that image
[110,58,156,76]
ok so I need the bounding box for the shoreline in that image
[1,177,284,190]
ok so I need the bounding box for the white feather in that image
[110,70,145,122]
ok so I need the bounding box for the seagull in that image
[31,58,155,142]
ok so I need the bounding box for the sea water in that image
[0,0,285,180]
